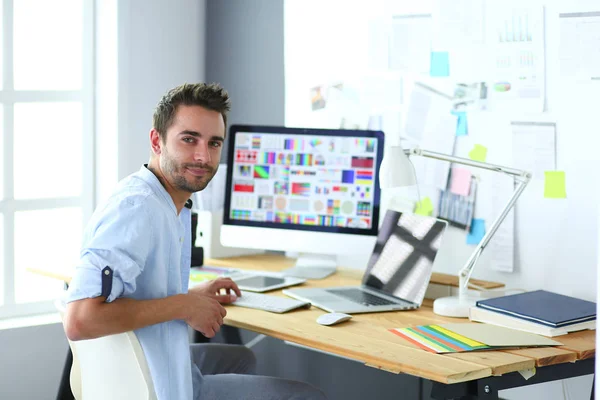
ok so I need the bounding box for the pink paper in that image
[449,168,472,197]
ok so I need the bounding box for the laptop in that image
[283,210,448,314]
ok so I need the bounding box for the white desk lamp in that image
[380,145,531,317]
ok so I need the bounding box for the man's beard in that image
[161,151,217,193]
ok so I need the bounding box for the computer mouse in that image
[316,312,353,326]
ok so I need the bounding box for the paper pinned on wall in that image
[559,11,600,84]
[487,173,515,272]
[511,121,556,180]
[449,167,472,197]
[451,110,468,136]
[389,14,432,74]
[414,197,434,216]
[430,51,450,77]
[544,171,567,199]
[418,111,457,190]
[468,144,488,162]
[486,5,546,112]
[432,0,485,80]
[466,218,486,245]
[404,86,433,143]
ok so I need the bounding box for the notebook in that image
[475,290,596,328]
[469,306,596,337]
[284,211,448,314]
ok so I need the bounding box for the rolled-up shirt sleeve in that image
[66,198,154,303]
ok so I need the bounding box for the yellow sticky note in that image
[415,197,434,216]
[468,144,488,162]
[544,171,567,199]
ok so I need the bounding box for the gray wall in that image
[206,0,285,163]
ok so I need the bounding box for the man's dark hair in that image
[153,82,231,141]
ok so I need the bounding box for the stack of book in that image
[469,290,596,337]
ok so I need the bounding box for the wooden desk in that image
[206,254,595,399]
[29,254,595,400]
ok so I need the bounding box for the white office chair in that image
[55,299,157,400]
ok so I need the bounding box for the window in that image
[0,0,94,319]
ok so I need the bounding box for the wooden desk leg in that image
[56,348,74,400]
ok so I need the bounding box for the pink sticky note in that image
[449,168,472,197]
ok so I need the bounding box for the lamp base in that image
[432,296,477,318]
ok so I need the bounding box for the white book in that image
[469,306,596,337]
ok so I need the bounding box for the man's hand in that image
[192,277,242,304]
[184,278,242,338]
[185,288,228,338]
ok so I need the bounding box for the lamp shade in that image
[379,145,416,189]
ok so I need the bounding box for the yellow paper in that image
[414,197,434,216]
[429,325,487,347]
[544,171,567,199]
[468,144,488,162]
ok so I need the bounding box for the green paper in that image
[468,144,488,162]
[544,171,567,199]
[415,197,434,216]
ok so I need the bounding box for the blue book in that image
[476,290,596,328]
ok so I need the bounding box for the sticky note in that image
[467,219,486,245]
[451,110,468,136]
[544,171,567,199]
[449,167,472,197]
[468,144,488,162]
[430,52,450,77]
[414,197,434,216]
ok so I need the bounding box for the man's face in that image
[158,105,225,194]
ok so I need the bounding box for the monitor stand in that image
[281,253,337,280]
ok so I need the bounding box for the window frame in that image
[0,0,94,319]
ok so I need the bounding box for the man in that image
[64,83,327,400]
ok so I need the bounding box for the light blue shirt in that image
[67,165,196,400]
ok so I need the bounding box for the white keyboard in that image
[232,291,311,313]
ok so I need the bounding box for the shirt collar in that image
[137,165,193,214]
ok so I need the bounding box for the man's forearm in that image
[65,294,189,341]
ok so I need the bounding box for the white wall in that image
[0,1,207,398]
[284,1,597,399]
[97,0,206,203]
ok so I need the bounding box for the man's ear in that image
[150,129,162,155]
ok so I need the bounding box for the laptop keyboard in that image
[327,288,406,307]
[232,291,310,313]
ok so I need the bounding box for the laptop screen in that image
[362,210,447,306]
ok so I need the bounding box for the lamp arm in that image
[408,147,531,298]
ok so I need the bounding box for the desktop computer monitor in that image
[221,125,385,278]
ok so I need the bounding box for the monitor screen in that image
[223,125,384,237]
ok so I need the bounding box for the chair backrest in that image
[55,299,157,400]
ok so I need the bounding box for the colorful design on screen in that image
[357,202,371,216]
[327,199,341,215]
[235,150,258,164]
[231,210,251,220]
[233,181,254,193]
[284,138,304,151]
[351,156,374,168]
[291,182,311,196]
[261,152,277,164]
[253,165,270,179]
